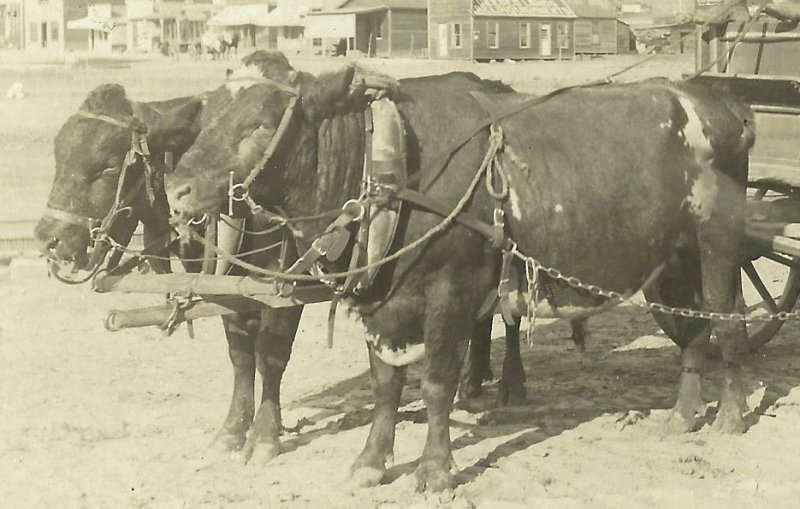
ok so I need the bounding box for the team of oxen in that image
[36,51,756,492]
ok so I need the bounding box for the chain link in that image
[511,249,800,323]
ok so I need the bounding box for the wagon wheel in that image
[741,257,800,350]
[742,187,800,350]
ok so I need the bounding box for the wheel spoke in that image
[742,260,779,313]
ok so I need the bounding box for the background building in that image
[306,0,427,57]
[428,0,577,61]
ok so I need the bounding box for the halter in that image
[44,107,157,277]
[227,80,300,216]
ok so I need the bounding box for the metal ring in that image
[187,214,208,226]
[229,183,249,202]
[341,199,366,222]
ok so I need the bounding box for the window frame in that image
[452,22,462,48]
[487,21,499,49]
[519,22,530,48]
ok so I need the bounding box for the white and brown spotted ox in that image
[165,57,755,492]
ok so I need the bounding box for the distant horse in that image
[200,31,223,60]
[220,32,240,60]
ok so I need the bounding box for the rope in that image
[99,232,284,263]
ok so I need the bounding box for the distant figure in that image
[5,82,24,100]
[200,31,222,60]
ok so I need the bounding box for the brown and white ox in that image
[165,61,754,492]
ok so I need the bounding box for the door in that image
[540,24,551,56]
[438,23,448,57]
[41,22,48,47]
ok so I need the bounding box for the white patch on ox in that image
[554,203,564,213]
[365,334,425,367]
[659,119,673,130]
[225,64,266,95]
[677,96,717,223]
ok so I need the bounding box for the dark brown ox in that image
[33,54,306,463]
[165,62,754,491]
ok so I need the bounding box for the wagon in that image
[691,14,800,348]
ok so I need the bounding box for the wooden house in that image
[566,0,634,54]
[428,0,577,61]
[21,0,100,50]
[305,0,427,57]
[66,3,127,54]
[0,0,23,48]
[126,0,216,53]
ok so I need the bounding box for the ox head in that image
[166,54,389,220]
[35,84,148,279]
[35,83,206,281]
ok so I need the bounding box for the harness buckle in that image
[341,199,366,223]
[493,208,505,227]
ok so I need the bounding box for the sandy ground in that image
[2,51,800,507]
[2,259,800,508]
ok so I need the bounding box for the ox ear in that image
[146,97,204,157]
[300,65,357,119]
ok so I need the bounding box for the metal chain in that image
[510,248,800,323]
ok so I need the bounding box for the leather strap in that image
[43,207,101,229]
[396,189,513,250]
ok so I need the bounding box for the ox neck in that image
[272,107,366,237]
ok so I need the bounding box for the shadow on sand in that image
[281,304,800,485]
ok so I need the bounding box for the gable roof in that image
[473,0,577,18]
[563,0,617,18]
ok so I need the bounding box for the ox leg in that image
[570,318,588,351]
[645,257,711,432]
[242,306,303,464]
[350,345,407,487]
[415,313,471,493]
[214,311,260,451]
[457,318,493,401]
[498,321,526,406]
[706,266,748,434]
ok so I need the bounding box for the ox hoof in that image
[349,463,386,488]
[712,403,746,435]
[497,381,526,407]
[662,409,695,435]
[212,429,247,452]
[241,403,282,464]
[414,460,456,493]
[243,440,280,465]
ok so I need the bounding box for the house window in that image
[451,23,462,48]
[312,38,322,47]
[591,21,600,45]
[50,22,58,42]
[487,22,499,49]
[375,17,383,39]
[519,22,530,48]
[558,23,569,49]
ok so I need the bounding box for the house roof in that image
[473,0,577,18]
[563,0,617,18]
[334,0,427,11]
